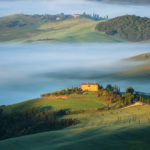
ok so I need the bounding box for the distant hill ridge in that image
[92,0,150,5]
[126,53,150,61]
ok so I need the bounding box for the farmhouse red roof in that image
[82,83,98,85]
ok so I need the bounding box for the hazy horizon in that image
[0,0,150,18]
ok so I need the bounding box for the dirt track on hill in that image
[121,102,143,109]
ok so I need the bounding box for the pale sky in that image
[0,0,150,18]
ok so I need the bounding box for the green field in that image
[1,105,150,150]
[4,92,114,113]
[0,14,45,42]
[22,20,123,43]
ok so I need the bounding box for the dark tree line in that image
[81,12,107,21]
[95,15,150,42]
[41,87,83,97]
[0,108,79,141]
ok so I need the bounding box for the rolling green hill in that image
[0,14,150,42]
[23,21,123,43]
[0,14,74,42]
[3,92,112,113]
[95,15,150,42]
[1,87,150,149]
[0,14,124,42]
[1,105,150,150]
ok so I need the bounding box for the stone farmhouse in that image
[81,83,99,91]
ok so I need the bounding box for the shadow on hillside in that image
[40,106,52,111]
[59,125,150,150]
[56,108,71,116]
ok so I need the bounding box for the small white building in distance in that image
[56,17,61,21]
[72,14,80,19]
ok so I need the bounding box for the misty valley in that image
[0,0,150,150]
[0,43,150,105]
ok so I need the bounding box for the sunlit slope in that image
[4,92,110,113]
[39,18,93,30]
[1,105,150,150]
[20,20,123,43]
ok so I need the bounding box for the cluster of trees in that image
[1,12,108,29]
[97,84,121,104]
[33,12,107,21]
[120,87,135,106]
[97,84,142,107]
[0,108,79,141]
[81,12,107,21]
[41,87,83,97]
[95,15,150,42]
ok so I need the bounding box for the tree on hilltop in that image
[126,87,134,94]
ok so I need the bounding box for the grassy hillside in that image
[3,92,113,113]
[0,14,124,42]
[95,15,150,42]
[0,14,65,42]
[24,21,123,43]
[1,105,150,150]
